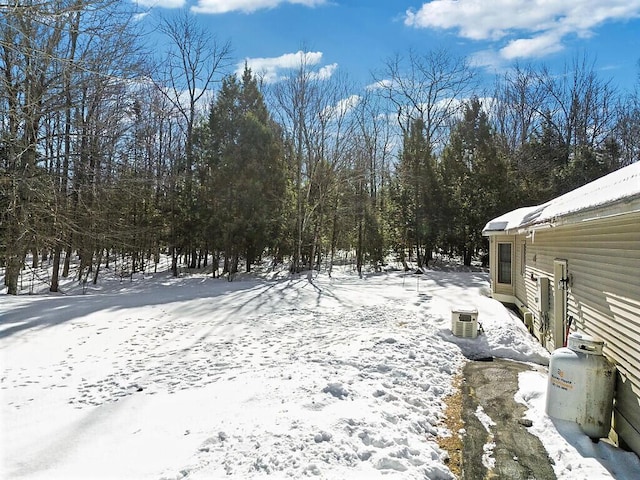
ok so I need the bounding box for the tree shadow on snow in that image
[0,273,357,341]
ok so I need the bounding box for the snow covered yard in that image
[2,266,639,479]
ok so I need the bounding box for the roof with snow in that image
[483,162,640,234]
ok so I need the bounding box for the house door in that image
[553,259,568,349]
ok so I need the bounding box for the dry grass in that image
[438,374,465,479]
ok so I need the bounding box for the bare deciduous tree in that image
[492,63,547,155]
[373,47,477,150]
[270,51,357,278]
[154,9,232,275]
[536,55,617,152]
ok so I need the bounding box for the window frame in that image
[497,242,513,285]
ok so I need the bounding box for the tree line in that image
[2,3,639,294]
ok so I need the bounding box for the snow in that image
[516,371,640,479]
[2,263,639,479]
[474,405,497,470]
[483,162,640,234]
[482,206,540,233]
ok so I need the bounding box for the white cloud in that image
[133,11,151,21]
[500,32,565,60]
[311,63,338,81]
[192,0,325,14]
[135,0,185,8]
[405,0,640,59]
[321,94,361,120]
[365,79,393,91]
[238,51,336,83]
[468,49,505,71]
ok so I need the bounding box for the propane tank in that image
[545,332,616,440]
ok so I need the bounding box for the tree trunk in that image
[62,245,72,277]
[171,247,178,277]
[189,247,197,269]
[463,247,472,267]
[232,253,239,274]
[154,246,160,273]
[356,218,364,278]
[328,209,338,278]
[50,245,61,293]
[307,223,320,281]
[5,255,21,295]
[92,250,103,285]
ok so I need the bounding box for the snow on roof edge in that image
[482,206,540,233]
[483,162,640,234]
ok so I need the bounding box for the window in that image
[498,243,512,284]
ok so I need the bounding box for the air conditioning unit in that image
[451,308,479,338]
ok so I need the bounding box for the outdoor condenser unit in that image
[451,308,479,338]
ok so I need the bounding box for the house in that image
[482,162,640,455]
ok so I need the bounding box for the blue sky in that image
[136,0,640,93]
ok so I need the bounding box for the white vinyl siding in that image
[515,240,527,304]
[521,212,640,453]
